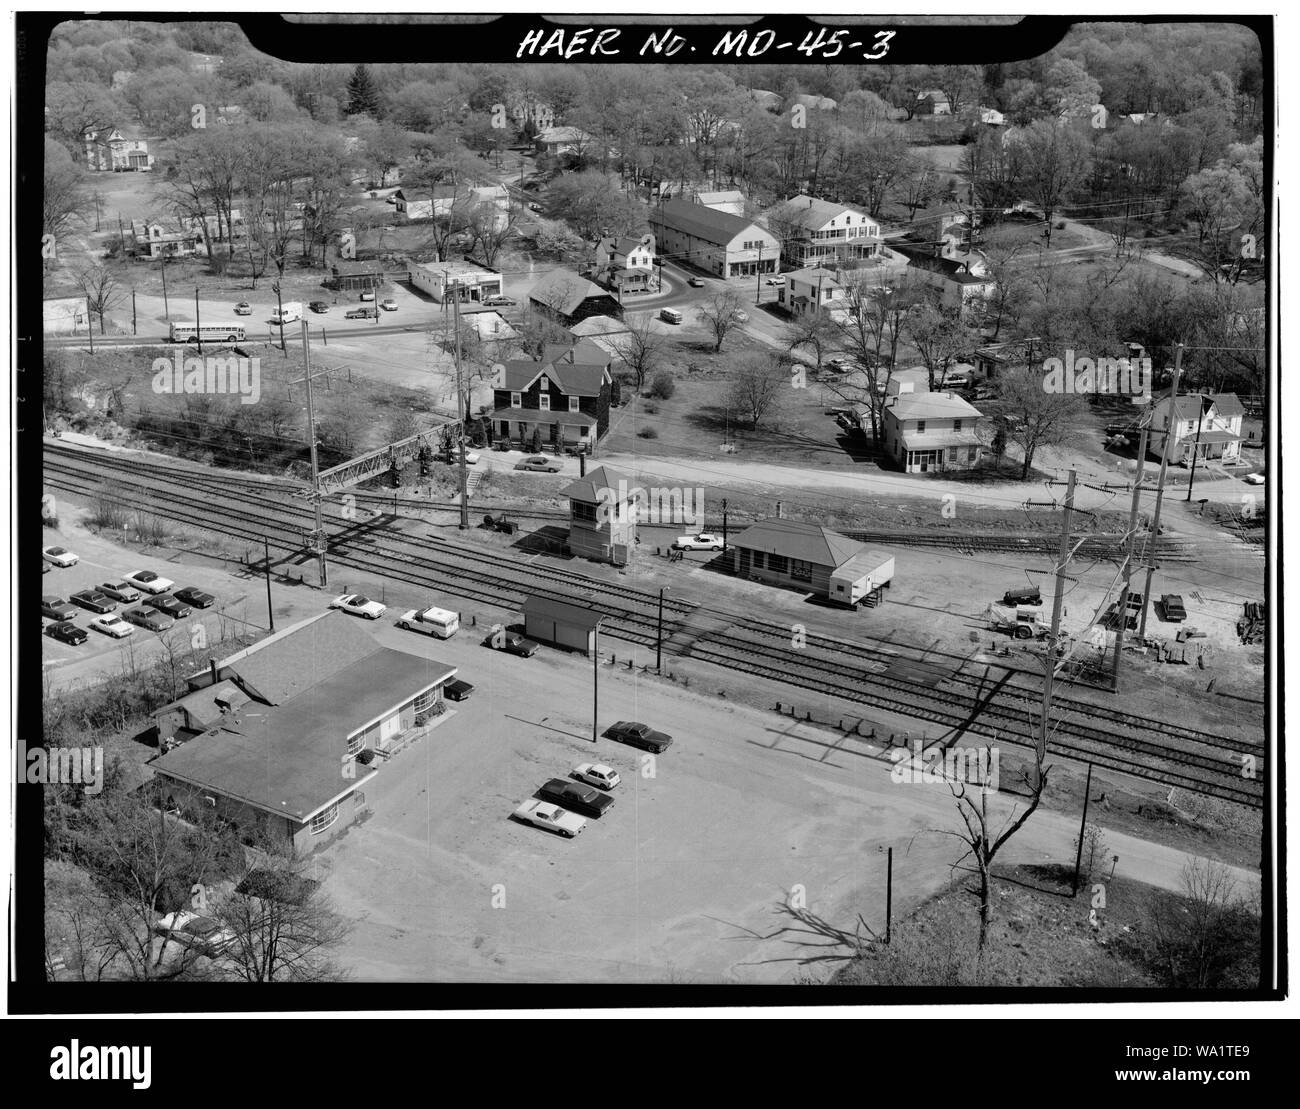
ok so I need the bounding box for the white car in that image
[731,310,749,323]
[123,569,174,594]
[513,799,586,838]
[359,291,376,302]
[90,613,133,638]
[330,593,386,619]
[1244,472,1265,485]
[673,532,725,551]
[42,546,78,567]
[572,763,621,791]
[765,275,785,286]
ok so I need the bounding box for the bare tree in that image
[74,264,124,335]
[726,351,786,429]
[608,313,667,392]
[990,365,1089,479]
[699,288,746,353]
[1006,119,1093,247]
[1146,858,1256,989]
[904,299,971,390]
[211,849,352,982]
[782,309,838,373]
[465,198,519,268]
[937,743,1048,954]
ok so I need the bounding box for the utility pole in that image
[592,623,600,745]
[87,297,94,354]
[194,286,202,356]
[160,253,169,320]
[300,319,328,588]
[755,243,763,305]
[1071,763,1094,898]
[1109,423,1149,692]
[885,846,894,944]
[453,285,469,529]
[1035,468,1076,789]
[132,290,137,336]
[721,498,729,551]
[263,536,275,632]
[273,282,285,353]
[1137,343,1183,639]
[655,587,665,670]
[1185,397,1207,502]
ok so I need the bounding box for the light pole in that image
[273,281,285,352]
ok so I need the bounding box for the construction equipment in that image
[985,602,1047,640]
[483,513,517,535]
[1237,601,1265,645]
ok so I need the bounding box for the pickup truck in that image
[512,799,586,838]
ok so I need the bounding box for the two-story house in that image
[591,232,656,294]
[493,339,615,450]
[528,268,623,326]
[129,218,202,259]
[894,250,995,315]
[1149,392,1245,466]
[84,126,153,172]
[778,265,854,319]
[882,391,985,473]
[649,199,780,279]
[762,195,882,266]
[914,90,952,116]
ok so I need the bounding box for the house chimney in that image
[580,452,587,477]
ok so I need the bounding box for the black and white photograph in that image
[7,5,1285,1042]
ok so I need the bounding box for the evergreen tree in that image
[346,65,380,117]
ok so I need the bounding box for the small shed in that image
[522,596,605,655]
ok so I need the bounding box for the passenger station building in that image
[730,519,895,607]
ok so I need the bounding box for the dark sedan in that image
[125,607,174,632]
[45,621,88,645]
[41,596,77,621]
[444,678,475,702]
[174,587,216,609]
[487,631,539,657]
[70,590,118,615]
[145,595,192,619]
[536,778,614,820]
[514,455,561,473]
[605,720,673,753]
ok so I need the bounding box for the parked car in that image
[41,596,78,621]
[233,302,253,316]
[98,581,141,603]
[483,294,516,307]
[174,587,216,609]
[825,357,849,372]
[70,590,117,615]
[488,630,539,657]
[1161,594,1187,622]
[123,570,174,594]
[154,910,235,958]
[89,613,133,638]
[512,799,586,838]
[345,307,377,319]
[444,678,475,702]
[1244,471,1266,485]
[385,195,397,205]
[397,605,459,638]
[45,621,88,646]
[687,276,705,288]
[536,778,615,820]
[42,546,78,568]
[673,533,725,552]
[146,595,192,619]
[765,275,785,286]
[731,310,749,323]
[515,455,561,473]
[359,291,376,302]
[572,763,621,791]
[124,606,174,632]
[605,720,673,753]
[309,301,330,314]
[330,593,386,619]
[380,298,398,311]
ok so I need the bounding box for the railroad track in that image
[42,442,1263,807]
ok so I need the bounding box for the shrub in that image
[649,371,676,400]
[642,401,659,415]
[637,426,659,439]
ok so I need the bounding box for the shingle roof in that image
[767,195,871,233]
[1210,393,1245,417]
[501,340,611,395]
[522,595,606,630]
[731,519,864,570]
[886,392,983,421]
[153,645,454,821]
[559,465,632,503]
[529,268,613,316]
[650,199,768,246]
